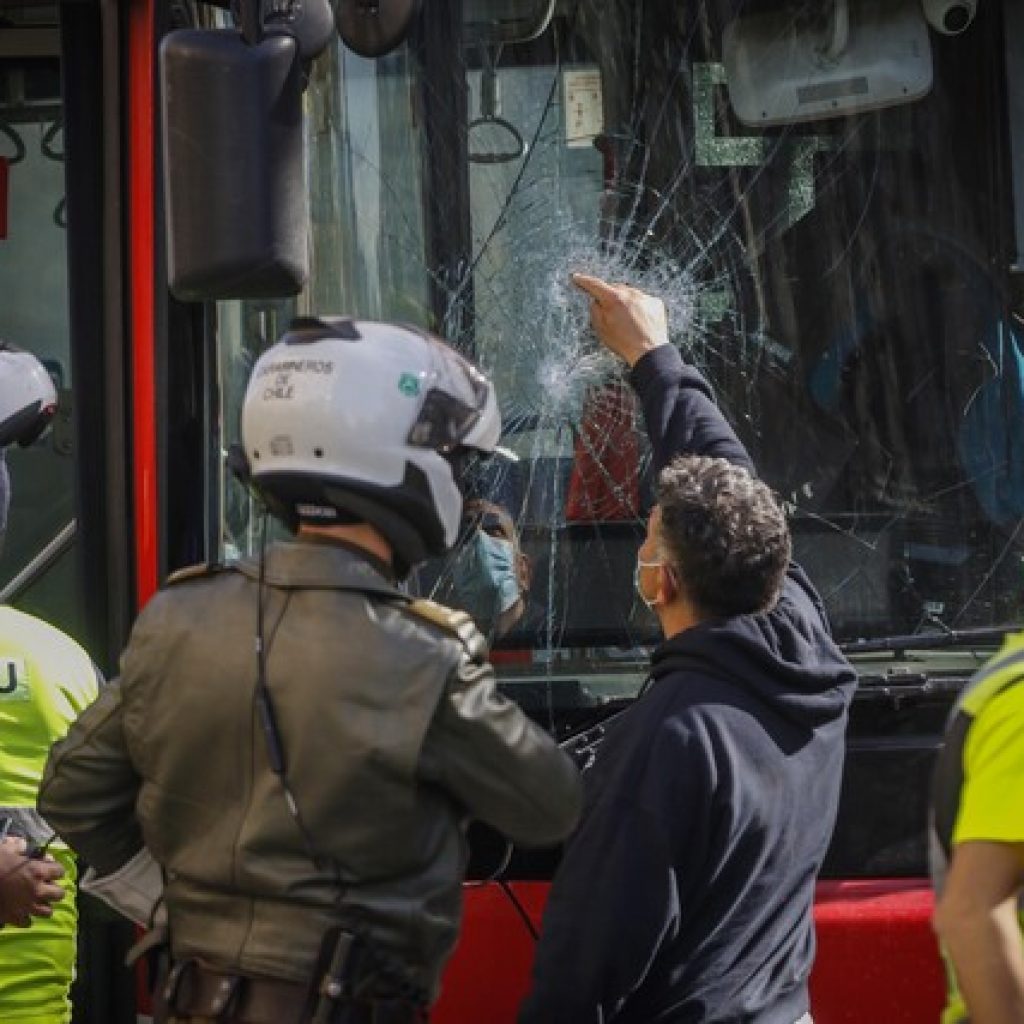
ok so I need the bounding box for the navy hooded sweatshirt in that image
[519,346,857,1024]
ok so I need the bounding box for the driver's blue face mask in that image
[452,528,520,634]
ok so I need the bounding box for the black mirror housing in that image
[160,30,308,301]
[335,0,421,58]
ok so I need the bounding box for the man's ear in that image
[659,564,680,605]
[516,551,532,592]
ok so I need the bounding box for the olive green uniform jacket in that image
[38,540,582,1001]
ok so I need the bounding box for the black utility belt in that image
[158,958,426,1024]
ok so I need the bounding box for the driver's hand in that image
[0,837,65,928]
[572,273,669,367]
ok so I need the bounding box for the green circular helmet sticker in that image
[398,372,421,397]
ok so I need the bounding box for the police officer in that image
[39,318,583,1024]
[932,630,1024,1024]
[0,344,100,1023]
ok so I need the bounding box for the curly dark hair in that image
[655,455,791,618]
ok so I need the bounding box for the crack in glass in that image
[218,1,1024,733]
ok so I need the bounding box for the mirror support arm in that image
[239,0,264,45]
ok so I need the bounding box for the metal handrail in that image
[0,121,26,165]
[0,519,77,604]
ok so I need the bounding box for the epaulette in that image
[405,598,483,650]
[164,562,225,587]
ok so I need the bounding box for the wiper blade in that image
[841,625,1019,656]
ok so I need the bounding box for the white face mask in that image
[634,558,665,610]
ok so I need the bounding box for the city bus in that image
[1,0,1022,1020]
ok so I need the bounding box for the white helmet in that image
[0,345,58,449]
[241,317,501,569]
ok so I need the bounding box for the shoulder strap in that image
[405,598,484,651]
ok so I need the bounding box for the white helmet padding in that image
[241,317,501,570]
[0,345,58,449]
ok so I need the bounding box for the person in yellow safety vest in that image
[0,343,101,1024]
[931,629,1024,1024]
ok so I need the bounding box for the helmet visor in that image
[408,386,487,451]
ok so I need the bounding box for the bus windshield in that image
[215,0,1024,731]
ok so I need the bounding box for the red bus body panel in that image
[434,880,945,1023]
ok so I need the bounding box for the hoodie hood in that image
[648,566,857,727]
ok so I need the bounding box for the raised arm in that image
[572,273,754,474]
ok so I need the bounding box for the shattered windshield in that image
[216,0,1024,733]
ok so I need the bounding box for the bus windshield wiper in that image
[841,625,1020,656]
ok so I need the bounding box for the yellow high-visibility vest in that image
[932,630,1024,1024]
[0,606,100,1024]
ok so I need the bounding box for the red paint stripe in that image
[128,0,158,607]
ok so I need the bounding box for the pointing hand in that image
[572,273,669,367]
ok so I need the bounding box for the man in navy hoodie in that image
[518,274,858,1024]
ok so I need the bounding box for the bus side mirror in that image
[160,30,308,301]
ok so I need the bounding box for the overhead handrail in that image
[468,47,527,165]
[40,118,66,226]
[0,122,26,164]
[0,519,77,605]
[41,118,64,162]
